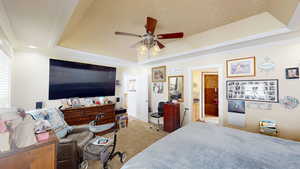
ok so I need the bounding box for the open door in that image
[125,68,149,122]
[136,68,149,122]
[126,76,137,118]
[204,74,219,123]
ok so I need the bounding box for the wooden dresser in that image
[163,103,181,132]
[61,104,115,125]
[0,132,58,169]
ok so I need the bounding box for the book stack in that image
[92,136,112,146]
[259,120,278,135]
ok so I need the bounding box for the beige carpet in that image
[87,118,168,169]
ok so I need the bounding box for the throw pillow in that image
[13,115,37,148]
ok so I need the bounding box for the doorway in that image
[189,65,223,125]
[202,73,219,124]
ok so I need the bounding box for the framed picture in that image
[153,82,164,94]
[285,67,299,79]
[226,79,279,103]
[70,98,81,107]
[127,79,136,92]
[226,56,256,78]
[152,66,166,82]
[84,98,94,106]
[228,100,245,114]
[168,76,184,102]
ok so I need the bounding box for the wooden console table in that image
[61,104,115,126]
[0,132,58,169]
[164,103,180,132]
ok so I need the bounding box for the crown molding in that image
[288,2,300,31]
[47,0,80,47]
[52,46,137,67]
[0,0,17,47]
[139,27,290,65]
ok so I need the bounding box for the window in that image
[0,50,10,108]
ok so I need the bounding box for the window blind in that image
[0,50,10,108]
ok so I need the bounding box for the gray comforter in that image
[121,123,300,169]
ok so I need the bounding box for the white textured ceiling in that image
[59,0,271,61]
[2,0,78,48]
[0,0,299,62]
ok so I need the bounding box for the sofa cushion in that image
[56,126,72,139]
[27,108,66,129]
[27,108,72,138]
[65,131,93,150]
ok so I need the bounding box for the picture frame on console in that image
[70,98,81,107]
[84,98,94,107]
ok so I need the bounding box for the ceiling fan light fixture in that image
[115,17,183,58]
[137,44,148,57]
[139,44,148,52]
[136,43,161,58]
[153,43,161,52]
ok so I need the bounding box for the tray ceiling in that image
[3,0,296,62]
[59,0,274,61]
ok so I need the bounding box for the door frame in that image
[188,64,224,125]
[201,72,218,121]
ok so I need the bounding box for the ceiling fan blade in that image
[115,31,142,38]
[156,41,165,49]
[157,32,184,39]
[145,17,157,34]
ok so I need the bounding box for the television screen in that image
[49,59,116,100]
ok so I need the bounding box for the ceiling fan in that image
[115,17,184,50]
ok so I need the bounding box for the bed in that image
[121,122,300,169]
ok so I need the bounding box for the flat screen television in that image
[49,59,116,100]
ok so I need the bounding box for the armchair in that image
[26,108,95,169]
[57,125,94,169]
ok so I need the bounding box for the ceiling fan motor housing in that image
[115,17,184,50]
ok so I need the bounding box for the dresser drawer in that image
[63,110,82,118]
[61,105,115,126]
[100,104,114,111]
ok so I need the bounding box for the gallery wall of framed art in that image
[226,79,279,103]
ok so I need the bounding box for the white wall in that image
[10,47,150,123]
[148,36,300,141]
[121,66,150,122]
[11,48,124,110]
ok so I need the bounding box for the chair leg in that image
[156,118,160,131]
